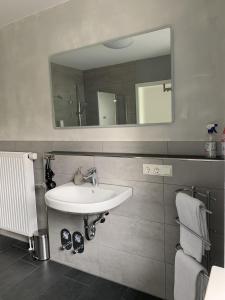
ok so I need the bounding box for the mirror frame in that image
[48,25,174,129]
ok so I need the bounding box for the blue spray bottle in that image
[205,123,218,158]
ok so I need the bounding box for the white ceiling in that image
[0,0,69,29]
[51,28,171,70]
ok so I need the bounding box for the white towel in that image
[174,250,208,300]
[176,192,210,262]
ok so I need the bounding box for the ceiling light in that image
[103,38,133,49]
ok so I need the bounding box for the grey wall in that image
[45,151,224,300]
[83,55,171,125]
[0,0,224,141]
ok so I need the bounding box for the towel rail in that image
[175,187,216,202]
[175,185,215,271]
[175,218,211,247]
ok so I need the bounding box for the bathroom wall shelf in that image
[47,151,224,161]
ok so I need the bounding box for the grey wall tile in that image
[48,209,100,275]
[15,141,53,153]
[52,155,94,176]
[208,189,224,235]
[48,208,83,234]
[50,230,100,276]
[164,159,224,189]
[95,157,164,183]
[100,178,164,223]
[0,141,16,151]
[54,173,74,186]
[98,214,164,261]
[99,246,165,299]
[165,225,179,265]
[34,168,44,184]
[166,263,174,300]
[35,187,47,229]
[167,141,205,156]
[52,141,102,152]
[211,232,224,267]
[102,141,167,154]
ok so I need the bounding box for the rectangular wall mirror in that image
[49,27,173,128]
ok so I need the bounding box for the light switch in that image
[143,164,172,177]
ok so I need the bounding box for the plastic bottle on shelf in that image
[204,123,218,159]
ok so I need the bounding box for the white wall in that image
[0,0,224,141]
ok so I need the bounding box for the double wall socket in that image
[143,164,173,177]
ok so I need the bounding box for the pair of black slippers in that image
[61,229,84,253]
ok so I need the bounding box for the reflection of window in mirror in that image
[136,80,172,124]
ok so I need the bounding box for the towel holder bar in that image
[175,218,211,247]
[175,187,216,202]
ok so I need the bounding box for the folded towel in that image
[174,250,208,300]
[176,192,210,262]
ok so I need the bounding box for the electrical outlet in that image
[143,164,173,177]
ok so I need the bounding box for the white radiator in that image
[0,151,38,237]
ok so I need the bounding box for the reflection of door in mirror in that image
[136,80,172,124]
[97,92,117,126]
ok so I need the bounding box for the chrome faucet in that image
[83,168,98,186]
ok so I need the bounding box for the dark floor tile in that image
[0,235,14,251]
[0,247,27,272]
[0,259,38,296]
[12,240,29,250]
[79,277,126,300]
[1,261,69,300]
[0,241,163,300]
[65,268,97,286]
[121,288,161,300]
[38,276,87,300]
[21,253,46,267]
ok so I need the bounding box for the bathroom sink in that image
[45,182,132,214]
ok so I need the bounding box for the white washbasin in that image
[45,182,132,214]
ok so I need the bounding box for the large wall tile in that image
[54,173,74,186]
[50,229,100,276]
[210,232,224,267]
[99,246,165,299]
[165,224,179,265]
[95,156,163,183]
[209,189,224,235]
[0,141,16,151]
[98,214,165,261]
[167,141,205,156]
[35,187,47,229]
[52,141,103,152]
[166,263,174,300]
[99,178,164,223]
[102,141,167,154]
[48,209,83,234]
[164,159,224,189]
[52,155,94,176]
[15,141,53,153]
